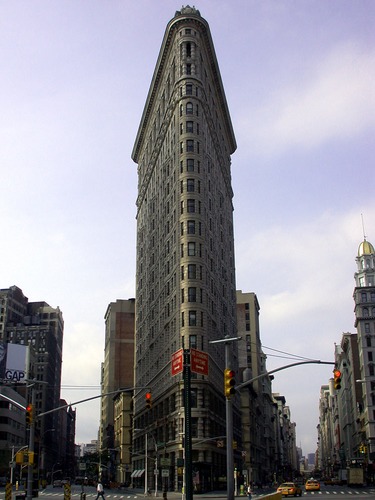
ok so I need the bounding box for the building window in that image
[190,388,197,408]
[189,335,197,349]
[186,121,193,133]
[362,292,367,302]
[186,102,193,114]
[188,242,196,256]
[181,289,185,303]
[188,287,196,302]
[366,336,371,347]
[189,311,197,326]
[187,220,196,234]
[186,84,192,95]
[187,179,195,192]
[187,199,195,213]
[187,140,194,152]
[188,264,196,279]
[365,323,370,333]
[187,159,194,172]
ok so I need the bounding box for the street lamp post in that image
[26,386,36,500]
[51,464,62,486]
[209,336,241,500]
[10,446,28,485]
[145,433,148,496]
[38,428,55,483]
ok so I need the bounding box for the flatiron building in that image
[131,6,239,492]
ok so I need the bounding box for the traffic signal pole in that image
[183,349,192,500]
[209,336,241,500]
[26,386,35,500]
[225,342,234,500]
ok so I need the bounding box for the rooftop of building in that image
[358,238,375,257]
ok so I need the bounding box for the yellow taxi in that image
[305,478,320,491]
[277,482,302,496]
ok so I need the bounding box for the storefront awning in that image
[131,469,145,478]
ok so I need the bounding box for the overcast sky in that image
[1,0,374,456]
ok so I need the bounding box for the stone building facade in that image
[131,6,240,492]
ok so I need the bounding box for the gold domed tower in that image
[355,238,375,287]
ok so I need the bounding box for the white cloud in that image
[240,42,375,156]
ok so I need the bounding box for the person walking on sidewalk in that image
[247,484,253,500]
[96,481,105,500]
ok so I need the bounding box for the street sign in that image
[190,348,209,376]
[171,349,183,376]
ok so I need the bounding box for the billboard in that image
[0,342,28,382]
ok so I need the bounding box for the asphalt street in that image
[1,485,375,500]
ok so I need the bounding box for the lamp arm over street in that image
[38,386,138,417]
[235,360,335,391]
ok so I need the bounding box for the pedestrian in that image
[96,481,105,500]
[247,484,252,500]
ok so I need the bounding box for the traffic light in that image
[333,369,342,390]
[224,368,236,398]
[145,392,152,410]
[26,403,33,425]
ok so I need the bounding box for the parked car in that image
[277,482,303,497]
[53,480,62,487]
[305,479,320,491]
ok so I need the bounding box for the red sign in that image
[171,349,183,376]
[190,348,209,376]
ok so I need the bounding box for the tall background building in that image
[236,291,277,485]
[353,239,375,461]
[318,237,375,483]
[0,285,72,481]
[100,298,135,484]
[131,6,240,493]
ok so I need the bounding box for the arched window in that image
[186,102,193,114]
